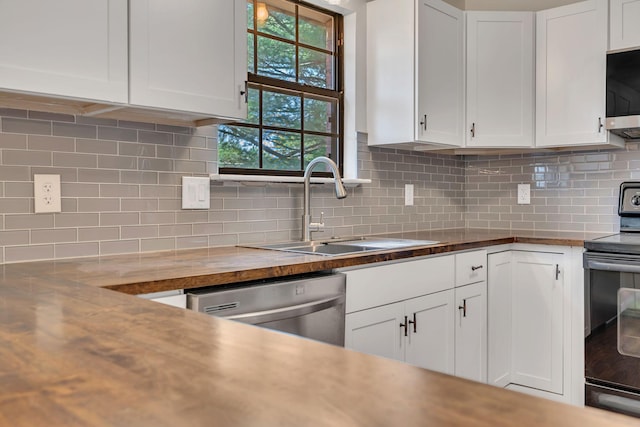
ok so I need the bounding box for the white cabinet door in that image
[487,251,512,388]
[535,0,609,148]
[405,290,455,375]
[366,0,463,149]
[130,0,247,119]
[466,12,534,148]
[610,0,640,51]
[345,302,405,362]
[0,0,127,103]
[416,0,464,147]
[454,282,487,382]
[511,251,564,394]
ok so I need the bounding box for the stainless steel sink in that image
[244,237,440,257]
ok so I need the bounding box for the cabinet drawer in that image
[345,255,455,313]
[455,250,487,287]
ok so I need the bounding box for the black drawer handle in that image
[471,265,484,271]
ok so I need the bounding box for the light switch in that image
[182,176,210,209]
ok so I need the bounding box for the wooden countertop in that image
[0,258,637,427]
[0,228,634,426]
[2,228,609,295]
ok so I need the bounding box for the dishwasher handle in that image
[223,294,345,325]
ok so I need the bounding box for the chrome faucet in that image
[302,156,347,242]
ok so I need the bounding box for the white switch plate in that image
[34,174,61,213]
[517,184,531,205]
[182,176,210,209]
[405,184,414,206]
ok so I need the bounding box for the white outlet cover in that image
[182,176,210,209]
[405,184,414,206]
[34,174,62,213]
[517,183,531,205]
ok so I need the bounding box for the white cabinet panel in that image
[130,0,247,119]
[466,12,534,148]
[0,0,127,103]
[366,0,463,149]
[416,0,465,146]
[610,0,640,51]
[345,302,405,362]
[487,251,512,388]
[405,290,455,374]
[511,251,564,395]
[455,281,487,382]
[535,0,615,148]
[345,256,454,314]
[455,249,487,286]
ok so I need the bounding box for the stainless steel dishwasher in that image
[187,272,345,346]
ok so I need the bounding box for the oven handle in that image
[585,259,640,274]
[598,393,640,416]
[222,295,345,325]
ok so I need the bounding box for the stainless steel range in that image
[584,182,640,417]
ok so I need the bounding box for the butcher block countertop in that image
[3,228,607,295]
[1,227,631,427]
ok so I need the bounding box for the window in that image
[218,0,343,176]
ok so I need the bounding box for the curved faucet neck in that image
[302,157,347,241]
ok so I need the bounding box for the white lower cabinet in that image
[455,281,487,382]
[345,290,455,373]
[344,250,486,382]
[487,245,583,405]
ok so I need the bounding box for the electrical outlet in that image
[517,183,531,205]
[405,184,414,206]
[34,174,62,213]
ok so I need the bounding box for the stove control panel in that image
[620,182,640,216]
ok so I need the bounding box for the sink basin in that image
[244,237,440,257]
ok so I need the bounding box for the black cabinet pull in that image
[419,114,427,131]
[458,299,467,317]
[471,265,483,271]
[408,313,417,333]
[399,315,408,337]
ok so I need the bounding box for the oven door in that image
[584,252,640,403]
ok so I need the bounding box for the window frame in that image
[218,0,345,177]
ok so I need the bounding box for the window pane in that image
[218,125,260,169]
[257,36,296,82]
[247,0,254,30]
[263,90,301,129]
[248,33,255,74]
[304,96,336,133]
[299,6,334,51]
[257,0,295,40]
[263,130,301,170]
[247,88,260,125]
[299,47,333,89]
[304,135,334,169]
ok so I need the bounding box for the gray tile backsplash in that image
[0,109,467,263]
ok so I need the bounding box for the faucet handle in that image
[309,212,325,233]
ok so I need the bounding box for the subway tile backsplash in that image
[0,109,465,263]
[6,107,640,264]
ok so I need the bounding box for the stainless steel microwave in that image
[606,49,640,139]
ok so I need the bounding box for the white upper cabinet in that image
[0,0,128,103]
[466,12,534,148]
[535,0,622,148]
[366,0,464,149]
[610,0,640,51]
[129,0,248,119]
